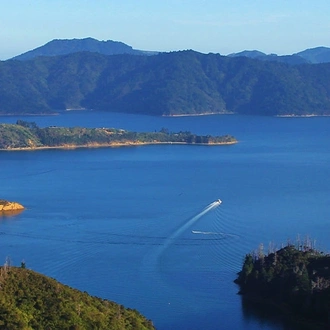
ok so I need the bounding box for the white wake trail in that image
[160,200,221,253]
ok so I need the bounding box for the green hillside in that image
[0,266,154,330]
[1,51,330,116]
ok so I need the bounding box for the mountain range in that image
[1,38,330,117]
[12,37,330,65]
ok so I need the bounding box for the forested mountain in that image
[0,265,154,329]
[2,50,330,116]
[12,37,157,61]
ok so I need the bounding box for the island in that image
[0,121,237,150]
[0,263,154,329]
[235,242,330,329]
[0,199,24,212]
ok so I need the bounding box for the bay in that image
[1,111,330,329]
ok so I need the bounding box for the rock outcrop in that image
[0,200,24,212]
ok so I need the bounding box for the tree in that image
[16,120,38,129]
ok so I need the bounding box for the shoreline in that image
[1,112,330,118]
[276,114,330,118]
[163,112,235,117]
[0,140,237,152]
[0,112,60,117]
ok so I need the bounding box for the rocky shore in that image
[0,200,25,212]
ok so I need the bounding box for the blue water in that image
[1,112,330,329]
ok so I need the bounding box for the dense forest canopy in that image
[235,242,330,328]
[0,264,154,329]
[1,51,330,116]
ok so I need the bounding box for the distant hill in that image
[228,50,267,59]
[12,37,157,61]
[229,47,330,65]
[2,50,330,116]
[228,50,309,65]
[295,46,330,64]
[0,265,154,329]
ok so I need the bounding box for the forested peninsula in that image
[0,264,154,329]
[0,121,236,150]
[235,243,330,329]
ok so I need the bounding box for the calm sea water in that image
[1,112,330,329]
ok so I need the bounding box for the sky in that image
[1,0,330,60]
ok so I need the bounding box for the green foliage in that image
[0,124,42,149]
[0,122,237,149]
[0,267,154,330]
[1,51,330,116]
[16,120,38,129]
[236,244,330,326]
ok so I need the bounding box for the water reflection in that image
[241,296,322,330]
[0,209,24,218]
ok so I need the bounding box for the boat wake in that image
[157,199,222,254]
[191,230,240,238]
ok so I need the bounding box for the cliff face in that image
[0,200,24,212]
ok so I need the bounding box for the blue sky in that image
[1,0,330,60]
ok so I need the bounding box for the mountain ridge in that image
[229,47,330,65]
[9,37,330,65]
